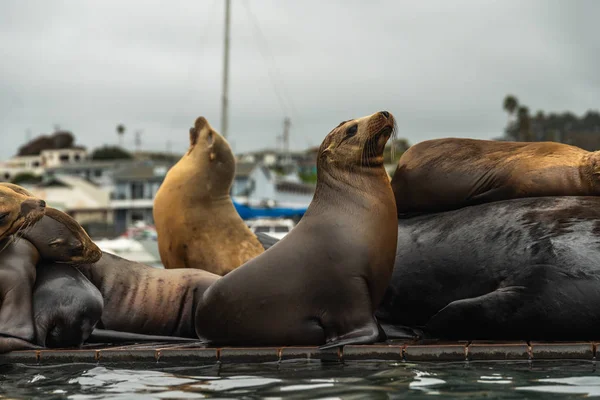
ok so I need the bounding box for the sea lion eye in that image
[0,212,7,222]
[49,239,64,248]
[346,125,358,137]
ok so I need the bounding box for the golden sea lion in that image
[153,116,264,275]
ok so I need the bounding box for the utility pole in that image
[166,140,172,154]
[135,130,142,152]
[221,0,231,139]
[282,117,291,165]
[25,129,32,143]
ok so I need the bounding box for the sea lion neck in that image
[307,164,393,215]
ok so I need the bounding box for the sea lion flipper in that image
[318,319,383,350]
[424,285,529,340]
[86,329,200,345]
[0,337,42,354]
[379,322,423,340]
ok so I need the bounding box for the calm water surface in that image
[1,359,600,399]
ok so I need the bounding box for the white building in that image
[0,148,89,182]
[231,162,315,209]
[40,148,88,168]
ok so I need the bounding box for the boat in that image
[246,218,296,239]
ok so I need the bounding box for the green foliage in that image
[11,173,42,185]
[91,146,133,160]
[299,171,317,184]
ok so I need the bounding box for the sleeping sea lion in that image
[76,251,220,338]
[377,196,600,341]
[391,138,600,216]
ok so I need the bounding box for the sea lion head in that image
[186,116,236,198]
[0,184,46,241]
[319,111,396,171]
[22,207,102,264]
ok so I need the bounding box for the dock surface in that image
[1,340,598,364]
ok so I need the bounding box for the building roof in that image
[112,161,173,181]
[22,174,110,210]
[46,159,137,172]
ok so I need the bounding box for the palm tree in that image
[116,124,126,147]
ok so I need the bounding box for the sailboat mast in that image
[221,0,231,139]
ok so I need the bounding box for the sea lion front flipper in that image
[318,320,383,350]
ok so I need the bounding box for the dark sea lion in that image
[32,263,104,348]
[14,206,103,349]
[194,111,398,349]
[77,251,220,338]
[391,138,600,216]
[154,116,264,275]
[376,196,600,341]
[0,240,41,342]
[0,185,46,346]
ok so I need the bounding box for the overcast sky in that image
[1,0,599,160]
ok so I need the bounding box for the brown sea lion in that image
[392,138,600,215]
[22,206,102,264]
[0,185,46,345]
[26,208,194,349]
[153,116,264,275]
[76,251,220,338]
[194,111,398,349]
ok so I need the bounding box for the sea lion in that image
[22,206,102,264]
[32,263,104,348]
[376,195,600,341]
[391,138,600,216]
[9,206,102,349]
[0,185,46,344]
[0,184,45,241]
[153,116,264,275]
[76,251,220,338]
[194,111,398,349]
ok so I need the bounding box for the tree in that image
[517,106,531,141]
[116,124,126,147]
[503,95,519,122]
[11,172,42,185]
[91,146,133,160]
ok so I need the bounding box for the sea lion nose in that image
[380,111,390,119]
[21,199,44,215]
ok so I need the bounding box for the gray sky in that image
[1,0,599,160]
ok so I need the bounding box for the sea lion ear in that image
[189,127,199,147]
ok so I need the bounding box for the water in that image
[2,360,600,399]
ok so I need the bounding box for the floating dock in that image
[1,340,598,364]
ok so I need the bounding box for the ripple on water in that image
[0,359,598,399]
